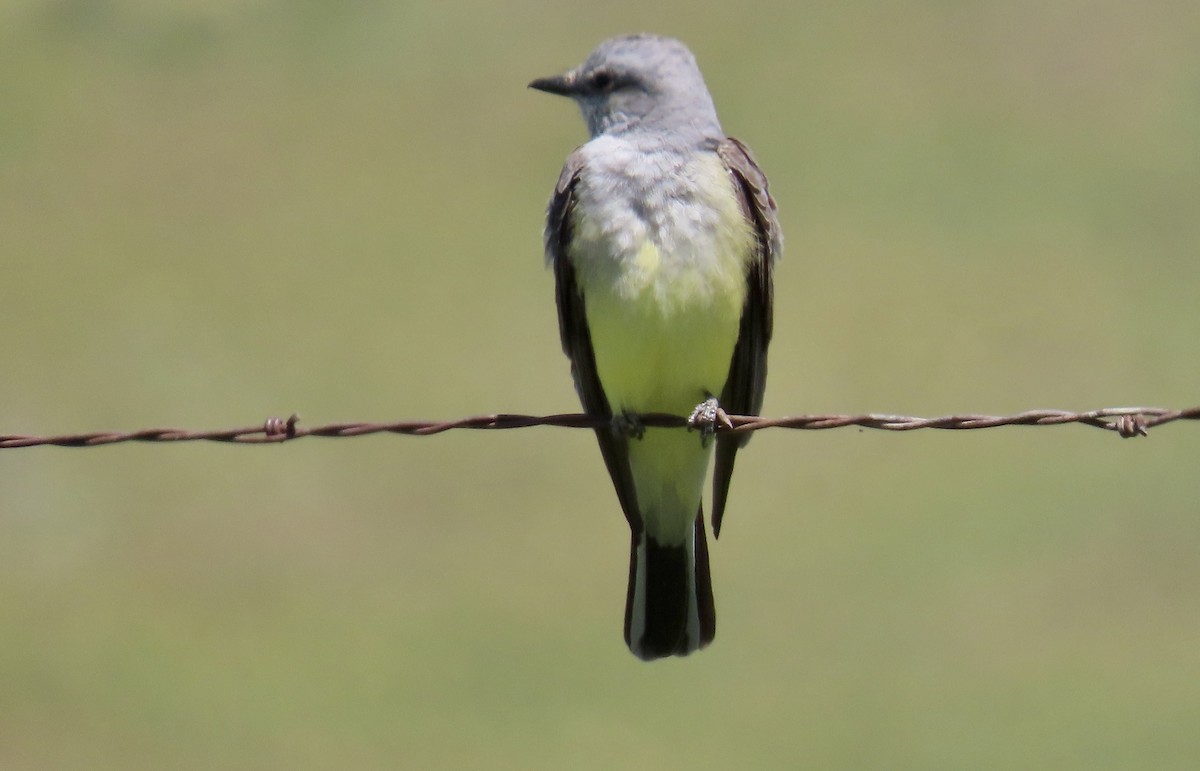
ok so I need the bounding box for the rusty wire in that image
[2,405,1197,449]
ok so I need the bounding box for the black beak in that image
[528,72,579,97]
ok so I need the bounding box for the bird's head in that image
[529,34,722,141]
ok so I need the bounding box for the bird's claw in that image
[687,396,731,444]
[612,410,645,440]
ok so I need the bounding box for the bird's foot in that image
[687,396,732,445]
[612,410,645,440]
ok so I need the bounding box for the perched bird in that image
[531,34,781,660]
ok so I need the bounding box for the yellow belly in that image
[581,238,751,542]
[585,254,744,416]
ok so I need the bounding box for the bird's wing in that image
[546,150,642,534]
[712,137,781,537]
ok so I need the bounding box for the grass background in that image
[2,0,1198,767]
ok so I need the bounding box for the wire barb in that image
[2,405,1197,450]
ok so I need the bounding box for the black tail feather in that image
[624,516,715,660]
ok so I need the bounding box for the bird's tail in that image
[624,514,716,660]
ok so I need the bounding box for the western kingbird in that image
[531,34,781,660]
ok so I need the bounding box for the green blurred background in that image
[2,0,1198,767]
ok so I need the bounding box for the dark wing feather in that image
[711,137,781,538]
[545,150,642,534]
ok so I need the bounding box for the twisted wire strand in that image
[3,405,1197,449]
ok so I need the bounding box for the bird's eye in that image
[590,70,616,92]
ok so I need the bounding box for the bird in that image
[530,34,781,660]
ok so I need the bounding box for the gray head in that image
[529,34,722,142]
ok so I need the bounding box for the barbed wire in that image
[2,405,1197,449]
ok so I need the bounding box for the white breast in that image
[569,136,752,312]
